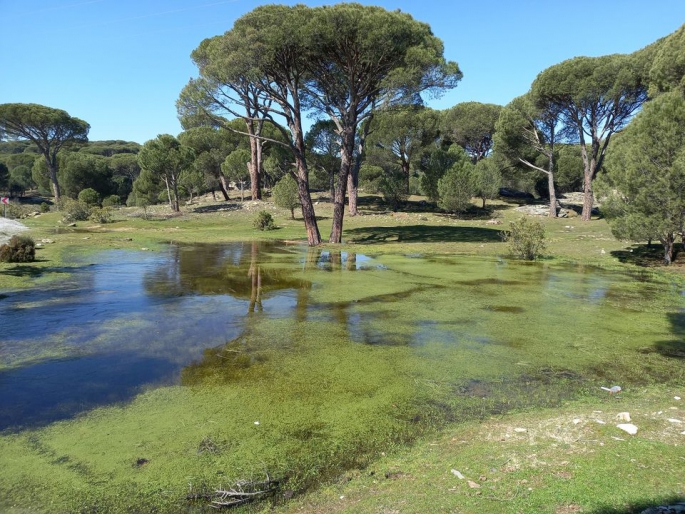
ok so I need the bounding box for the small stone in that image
[254,421,260,425]
[675,396,682,401]
[594,419,606,424]
[451,469,465,479]
[514,427,527,432]
[467,480,481,489]
[616,412,631,422]
[667,418,683,424]
[573,419,581,425]
[617,423,638,435]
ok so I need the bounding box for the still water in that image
[0,241,683,431]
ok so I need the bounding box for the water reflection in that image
[0,242,682,431]
[0,242,370,430]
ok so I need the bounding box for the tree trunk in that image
[581,171,594,221]
[347,172,358,216]
[47,160,61,203]
[402,158,411,195]
[661,233,675,265]
[171,175,180,212]
[246,122,262,201]
[218,175,230,201]
[164,177,173,211]
[330,126,356,243]
[547,154,558,218]
[296,163,321,246]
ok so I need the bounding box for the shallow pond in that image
[0,241,683,510]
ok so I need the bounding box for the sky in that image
[1,0,683,144]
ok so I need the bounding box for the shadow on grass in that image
[0,264,44,278]
[655,312,685,359]
[191,203,242,214]
[590,496,685,513]
[611,243,682,268]
[345,224,503,244]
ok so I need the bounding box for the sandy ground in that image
[0,217,29,246]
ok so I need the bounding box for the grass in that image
[0,193,684,513]
[275,386,685,514]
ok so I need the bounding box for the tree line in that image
[0,5,683,261]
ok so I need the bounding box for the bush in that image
[6,202,34,219]
[501,216,546,260]
[101,195,121,208]
[78,188,101,207]
[438,163,475,214]
[59,197,91,222]
[0,235,35,263]
[272,175,300,219]
[40,202,51,213]
[253,210,276,231]
[89,207,113,224]
[379,170,408,211]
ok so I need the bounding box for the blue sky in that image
[1,0,683,144]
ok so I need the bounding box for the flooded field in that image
[1,241,683,511]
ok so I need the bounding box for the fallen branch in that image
[187,474,281,509]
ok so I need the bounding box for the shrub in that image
[0,235,35,263]
[89,207,113,224]
[272,175,300,219]
[101,195,121,208]
[438,163,475,214]
[60,197,91,222]
[6,202,34,219]
[502,216,546,260]
[78,188,101,207]
[379,170,408,211]
[253,210,276,231]
[40,202,51,213]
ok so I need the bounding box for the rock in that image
[450,469,465,479]
[467,480,481,489]
[41,239,54,244]
[616,412,631,422]
[667,418,683,424]
[486,219,502,225]
[616,423,638,435]
[514,427,527,432]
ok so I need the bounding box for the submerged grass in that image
[1,195,684,512]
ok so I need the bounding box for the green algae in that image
[1,243,684,512]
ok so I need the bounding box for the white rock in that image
[594,419,606,425]
[254,421,260,425]
[667,418,683,424]
[572,419,581,425]
[451,469,465,479]
[616,412,631,422]
[617,423,638,435]
[675,396,681,400]
[514,427,527,432]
